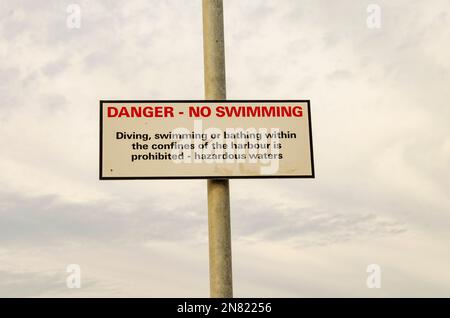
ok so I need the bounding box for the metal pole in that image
[202,0,233,298]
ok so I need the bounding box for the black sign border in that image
[99,100,315,180]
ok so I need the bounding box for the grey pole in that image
[202,0,233,298]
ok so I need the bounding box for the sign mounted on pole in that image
[99,100,314,179]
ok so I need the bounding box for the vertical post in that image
[202,0,233,298]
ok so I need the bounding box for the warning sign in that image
[99,100,314,179]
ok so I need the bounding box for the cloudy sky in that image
[0,0,449,297]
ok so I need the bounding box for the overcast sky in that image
[0,0,449,297]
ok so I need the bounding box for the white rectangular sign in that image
[100,100,314,179]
